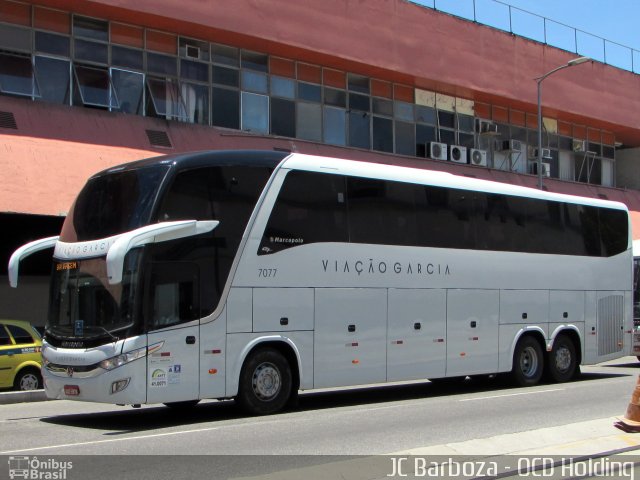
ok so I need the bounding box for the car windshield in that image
[47,251,142,341]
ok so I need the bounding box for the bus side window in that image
[145,262,200,329]
[259,171,347,254]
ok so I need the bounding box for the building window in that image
[297,102,322,142]
[372,116,393,153]
[73,15,108,42]
[241,70,268,94]
[182,82,209,125]
[271,76,295,99]
[111,68,144,114]
[349,111,370,149]
[270,97,295,138]
[35,56,70,104]
[0,52,39,98]
[146,77,187,120]
[241,91,269,133]
[395,121,415,156]
[35,31,70,57]
[0,24,31,52]
[212,86,239,129]
[73,64,118,109]
[74,38,108,64]
[323,106,346,146]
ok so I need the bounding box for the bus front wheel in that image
[237,348,292,415]
[546,334,577,383]
[511,336,544,387]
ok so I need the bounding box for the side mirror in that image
[106,220,218,284]
[8,236,59,287]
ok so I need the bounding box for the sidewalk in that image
[0,389,48,404]
[230,417,640,479]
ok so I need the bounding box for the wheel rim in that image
[19,373,39,391]
[554,345,572,373]
[252,362,281,401]
[519,346,539,378]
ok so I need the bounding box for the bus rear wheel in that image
[237,348,292,416]
[546,334,577,383]
[511,336,544,387]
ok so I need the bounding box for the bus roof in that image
[97,150,287,178]
[283,153,629,211]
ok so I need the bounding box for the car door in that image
[0,325,14,388]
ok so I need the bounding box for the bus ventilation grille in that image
[597,294,624,356]
[146,129,173,148]
[0,111,17,129]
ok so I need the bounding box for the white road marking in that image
[0,425,221,454]
[458,388,564,402]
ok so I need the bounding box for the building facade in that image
[2,0,640,323]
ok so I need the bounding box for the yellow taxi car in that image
[0,319,43,390]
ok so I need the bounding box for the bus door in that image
[145,262,201,403]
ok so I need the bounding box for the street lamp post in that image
[535,56,590,189]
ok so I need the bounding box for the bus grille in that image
[598,295,624,356]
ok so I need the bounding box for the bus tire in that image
[163,400,200,410]
[14,368,42,391]
[237,348,292,416]
[546,334,577,383]
[511,336,544,387]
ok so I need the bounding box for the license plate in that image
[64,385,80,396]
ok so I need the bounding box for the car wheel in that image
[14,368,42,391]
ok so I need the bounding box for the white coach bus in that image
[9,150,633,415]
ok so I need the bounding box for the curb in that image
[0,390,49,405]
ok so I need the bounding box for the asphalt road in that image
[0,358,638,478]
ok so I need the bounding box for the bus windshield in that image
[60,164,170,242]
[48,251,142,343]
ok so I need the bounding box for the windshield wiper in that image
[89,326,119,343]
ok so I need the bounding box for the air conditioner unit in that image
[449,145,467,164]
[477,120,498,135]
[429,141,448,161]
[531,161,551,177]
[531,148,552,159]
[501,139,522,152]
[573,139,587,152]
[186,45,201,59]
[468,148,488,167]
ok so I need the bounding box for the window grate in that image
[145,129,172,148]
[0,111,17,129]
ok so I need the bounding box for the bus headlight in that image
[99,347,147,371]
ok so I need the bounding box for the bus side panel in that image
[583,291,598,363]
[227,288,253,333]
[387,288,446,382]
[446,289,499,377]
[314,288,386,389]
[500,290,549,326]
[584,290,627,364]
[253,288,314,332]
[200,310,227,399]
